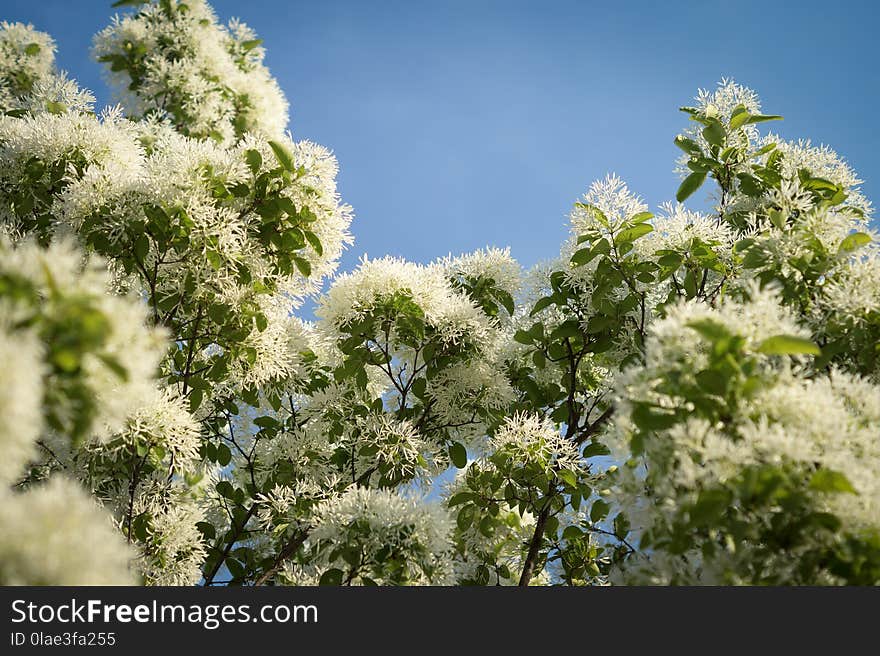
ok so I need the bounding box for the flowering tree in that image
[1,0,878,586]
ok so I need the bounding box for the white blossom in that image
[439,246,523,298]
[309,487,455,585]
[0,330,44,484]
[93,0,288,141]
[570,174,648,235]
[0,476,136,585]
[318,255,495,349]
[0,22,56,108]
[0,237,167,442]
[491,412,584,474]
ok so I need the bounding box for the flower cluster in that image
[610,285,880,584]
[306,487,455,585]
[318,255,496,349]
[0,476,135,585]
[0,21,56,110]
[93,0,288,142]
[0,237,167,455]
[490,412,584,475]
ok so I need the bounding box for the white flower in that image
[317,255,495,349]
[570,174,648,235]
[635,202,735,262]
[0,104,144,185]
[675,79,762,183]
[122,387,201,471]
[766,134,872,217]
[0,22,56,108]
[353,414,439,480]
[310,487,454,585]
[0,329,44,484]
[643,281,806,372]
[439,246,523,298]
[821,248,880,323]
[491,412,584,474]
[0,476,136,585]
[695,78,761,119]
[0,237,168,443]
[93,0,288,141]
[138,495,207,586]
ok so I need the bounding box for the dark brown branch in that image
[518,484,555,586]
[576,405,615,446]
[125,451,150,545]
[180,304,204,395]
[203,503,257,586]
[253,528,310,586]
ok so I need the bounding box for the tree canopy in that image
[1,0,878,586]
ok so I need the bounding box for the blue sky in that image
[5,0,879,273]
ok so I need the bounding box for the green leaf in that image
[590,499,610,522]
[293,256,312,277]
[657,252,684,268]
[756,335,821,356]
[631,403,679,430]
[613,513,630,538]
[737,173,762,197]
[676,171,707,202]
[240,39,264,51]
[562,525,583,541]
[532,349,546,369]
[614,223,653,245]
[134,233,149,260]
[575,202,609,228]
[683,268,697,298]
[810,469,857,495]
[189,388,203,412]
[449,442,468,469]
[743,114,783,125]
[687,318,732,342]
[255,312,268,332]
[52,349,79,372]
[513,329,533,345]
[304,231,323,256]
[570,247,596,266]
[45,101,66,115]
[411,377,427,399]
[630,211,654,224]
[205,250,222,270]
[268,140,294,171]
[838,232,871,255]
[557,469,578,489]
[701,120,725,148]
[457,505,475,531]
[690,488,731,526]
[226,559,245,580]
[319,568,344,586]
[729,105,751,131]
[447,492,474,507]
[216,481,234,499]
[582,442,610,458]
[216,443,232,466]
[196,521,216,540]
[244,149,262,174]
[695,369,728,396]
[673,135,702,157]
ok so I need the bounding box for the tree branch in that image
[253,528,310,586]
[203,503,257,586]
